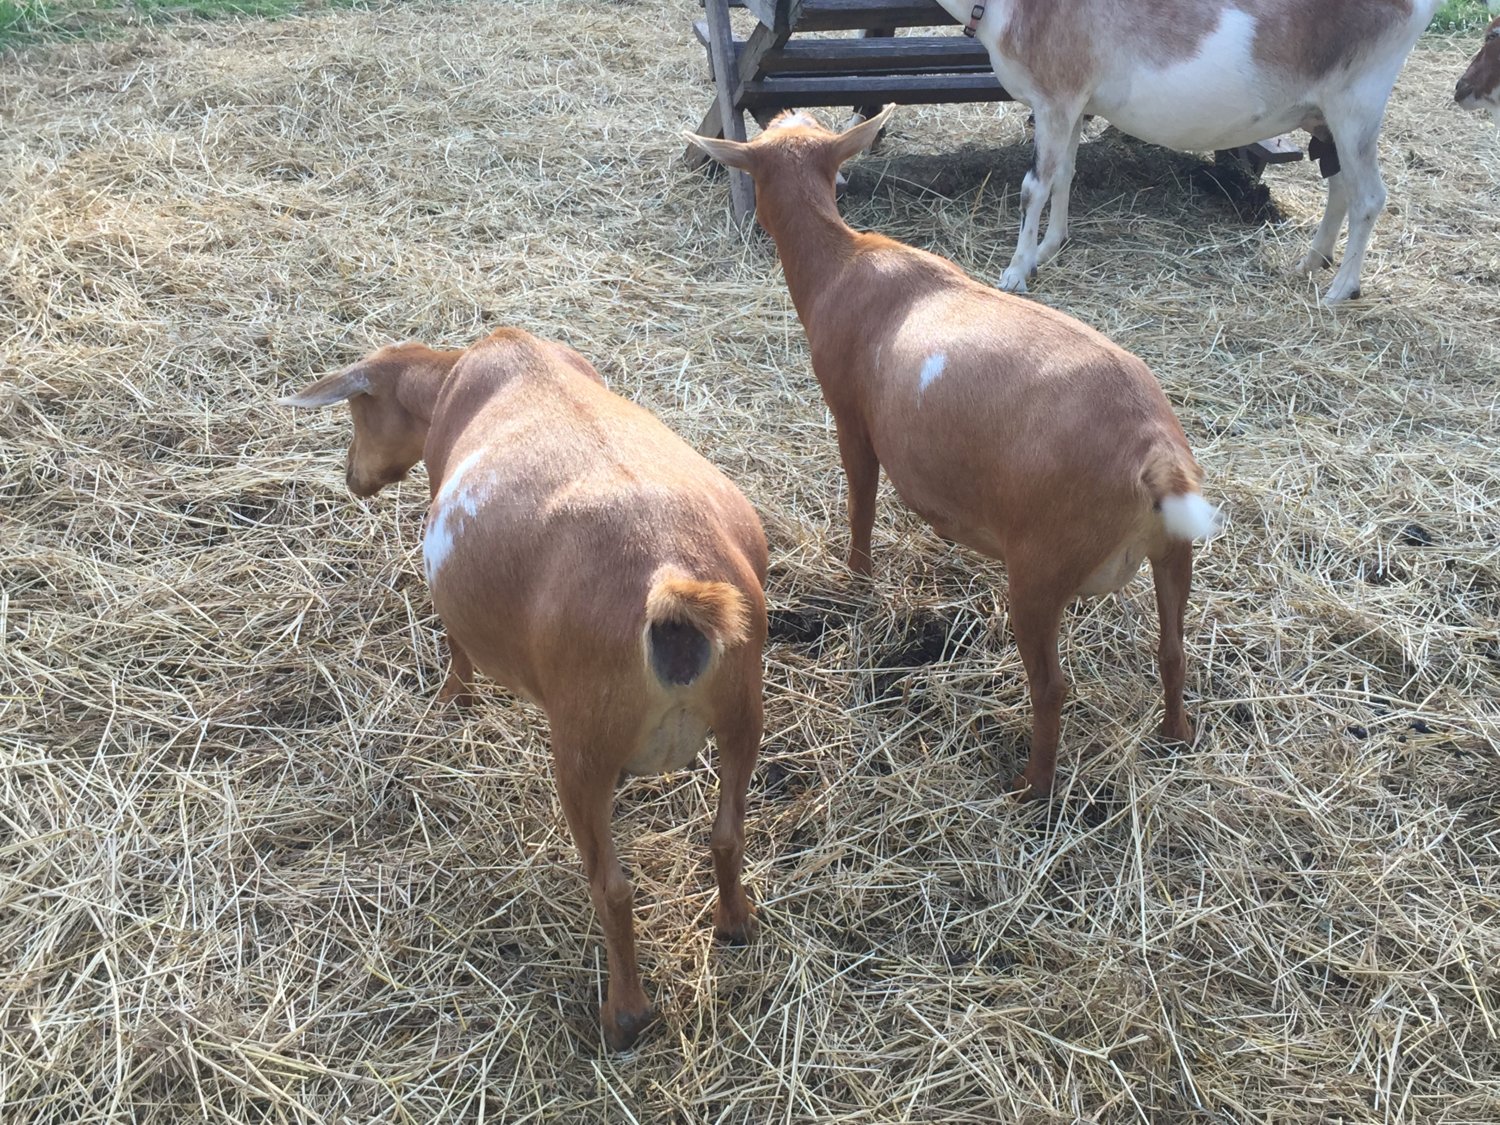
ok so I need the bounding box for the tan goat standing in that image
[688,110,1220,799]
[281,328,769,1051]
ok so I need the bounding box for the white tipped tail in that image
[1160,493,1222,540]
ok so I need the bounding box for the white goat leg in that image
[1035,115,1086,266]
[1319,90,1391,303]
[1001,105,1084,292]
[1296,165,1348,274]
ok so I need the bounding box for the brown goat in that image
[687,110,1219,799]
[1456,16,1500,126]
[280,328,769,1051]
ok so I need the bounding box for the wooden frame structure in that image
[687,0,1304,222]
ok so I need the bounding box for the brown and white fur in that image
[280,329,769,1052]
[930,0,1443,302]
[1456,15,1500,128]
[687,110,1220,800]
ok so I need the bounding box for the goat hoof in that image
[998,269,1029,294]
[1007,773,1051,802]
[1159,716,1195,744]
[437,674,476,710]
[1295,252,1333,274]
[714,910,758,947]
[601,1001,656,1053]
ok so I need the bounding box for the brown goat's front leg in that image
[1151,540,1195,744]
[436,633,476,709]
[1006,580,1069,800]
[556,753,654,1052]
[836,426,879,577]
[710,683,762,944]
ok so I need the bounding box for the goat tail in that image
[646,571,752,648]
[643,570,752,687]
[1141,444,1222,542]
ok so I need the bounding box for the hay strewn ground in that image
[3,2,1499,1120]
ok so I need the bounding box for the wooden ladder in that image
[687,0,1304,222]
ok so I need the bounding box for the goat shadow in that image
[844,128,1288,226]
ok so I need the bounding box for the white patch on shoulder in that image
[423,449,488,583]
[917,352,946,402]
[768,111,817,131]
[1160,493,1222,541]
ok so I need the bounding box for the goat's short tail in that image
[644,570,752,687]
[1142,445,1222,541]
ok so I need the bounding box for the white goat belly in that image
[624,707,708,776]
[1086,10,1304,151]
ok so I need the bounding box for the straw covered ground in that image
[3,1,1499,1120]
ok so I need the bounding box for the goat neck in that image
[754,177,861,329]
[393,351,457,430]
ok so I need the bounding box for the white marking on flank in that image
[917,353,946,403]
[423,450,488,583]
[1160,493,1222,540]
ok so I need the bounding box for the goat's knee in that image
[1349,179,1387,226]
[710,820,743,862]
[590,864,634,919]
[1031,671,1068,715]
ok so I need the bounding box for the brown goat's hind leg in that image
[556,751,654,1052]
[837,425,879,577]
[1151,540,1195,744]
[710,680,762,945]
[437,632,476,709]
[1005,578,1070,800]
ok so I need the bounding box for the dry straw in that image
[2,2,1499,1121]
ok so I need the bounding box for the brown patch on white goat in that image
[687,110,1220,800]
[933,0,1442,302]
[281,329,768,1052]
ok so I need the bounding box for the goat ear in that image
[830,105,897,166]
[683,131,756,171]
[278,365,370,408]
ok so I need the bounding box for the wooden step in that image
[791,0,961,32]
[764,35,991,74]
[715,0,960,33]
[741,71,1009,109]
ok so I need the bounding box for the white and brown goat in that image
[688,110,1219,799]
[1456,15,1500,126]
[280,328,768,1051]
[930,0,1442,302]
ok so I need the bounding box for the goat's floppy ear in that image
[683,131,756,171]
[829,105,897,166]
[278,365,370,408]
